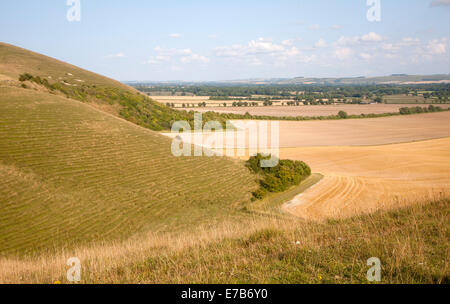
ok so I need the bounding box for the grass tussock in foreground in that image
[0,199,448,284]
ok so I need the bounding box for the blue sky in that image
[1,0,449,81]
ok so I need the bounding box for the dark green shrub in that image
[19,73,33,82]
[338,111,348,119]
[246,154,311,200]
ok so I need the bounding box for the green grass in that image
[0,86,258,257]
[247,173,323,216]
[0,43,239,131]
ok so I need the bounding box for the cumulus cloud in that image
[427,39,447,54]
[334,47,353,60]
[337,32,383,46]
[314,38,327,48]
[215,38,293,57]
[145,47,209,65]
[361,32,383,42]
[107,52,126,58]
[169,33,181,38]
[180,53,210,64]
[214,38,316,66]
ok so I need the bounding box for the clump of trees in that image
[338,111,348,119]
[246,154,311,200]
[19,73,33,82]
[399,105,443,115]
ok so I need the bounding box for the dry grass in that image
[0,199,447,284]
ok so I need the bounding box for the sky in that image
[1,0,449,81]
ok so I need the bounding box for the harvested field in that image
[163,112,450,149]
[164,112,450,221]
[194,104,448,117]
[281,138,450,220]
[273,112,450,147]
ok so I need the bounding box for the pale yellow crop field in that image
[176,112,450,221]
[281,138,450,220]
[195,104,449,117]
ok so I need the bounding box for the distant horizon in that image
[122,73,450,83]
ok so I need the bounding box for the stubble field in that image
[281,138,450,220]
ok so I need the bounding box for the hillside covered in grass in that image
[0,82,258,257]
[0,42,240,131]
[1,198,447,283]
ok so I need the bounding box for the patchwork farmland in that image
[0,42,448,284]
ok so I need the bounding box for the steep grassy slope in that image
[0,86,257,256]
[0,43,131,90]
[0,42,230,131]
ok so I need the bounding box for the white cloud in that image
[361,32,383,42]
[145,47,208,65]
[208,34,218,39]
[337,36,360,46]
[107,52,125,58]
[359,52,372,60]
[215,38,310,66]
[282,39,294,46]
[382,43,399,52]
[337,32,383,45]
[335,47,353,60]
[402,37,420,44]
[314,38,327,48]
[169,33,181,38]
[180,54,210,64]
[331,25,343,30]
[215,38,289,57]
[308,24,319,31]
[427,39,447,54]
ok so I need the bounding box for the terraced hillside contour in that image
[0,73,257,256]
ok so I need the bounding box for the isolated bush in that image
[338,111,348,119]
[18,73,33,82]
[399,107,411,115]
[246,154,311,199]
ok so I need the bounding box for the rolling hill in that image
[0,42,238,131]
[0,43,258,256]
